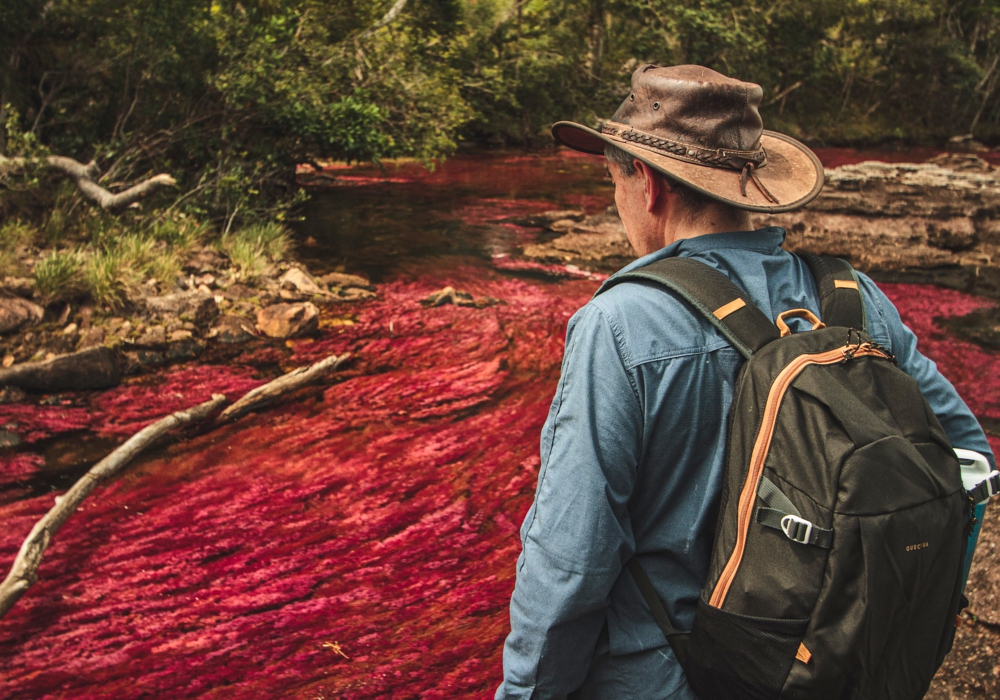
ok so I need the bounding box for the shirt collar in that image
[609,227,787,279]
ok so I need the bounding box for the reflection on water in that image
[293,151,613,281]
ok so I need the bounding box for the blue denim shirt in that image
[496,228,995,700]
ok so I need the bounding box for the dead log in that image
[0,393,226,619]
[216,352,351,423]
[0,154,175,211]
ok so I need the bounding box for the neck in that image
[658,200,754,249]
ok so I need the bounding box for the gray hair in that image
[604,142,710,208]
[604,143,637,177]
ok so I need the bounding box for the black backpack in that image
[600,254,994,700]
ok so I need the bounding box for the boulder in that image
[319,272,376,291]
[521,159,1000,296]
[0,346,120,392]
[256,302,319,338]
[144,291,219,326]
[280,267,329,296]
[222,283,256,301]
[208,315,258,344]
[184,247,227,273]
[77,326,106,349]
[135,325,167,347]
[0,297,44,335]
[1,277,36,298]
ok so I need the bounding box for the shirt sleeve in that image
[496,303,643,699]
[858,273,996,469]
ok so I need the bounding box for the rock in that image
[123,350,166,374]
[63,322,78,335]
[0,297,44,335]
[2,355,13,368]
[0,429,21,449]
[135,325,167,347]
[947,134,989,153]
[279,288,308,302]
[0,346,120,392]
[280,267,329,296]
[521,210,635,267]
[421,286,482,308]
[0,386,25,404]
[319,272,376,291]
[185,247,226,273]
[222,283,256,301]
[78,326,105,349]
[522,160,1000,296]
[165,339,203,362]
[208,315,258,344]
[335,287,377,302]
[1,277,36,298]
[505,210,587,228]
[256,302,319,338]
[927,153,993,172]
[193,273,216,288]
[169,329,193,342]
[144,291,219,326]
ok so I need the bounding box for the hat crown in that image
[612,64,764,152]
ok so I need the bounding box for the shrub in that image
[34,249,85,304]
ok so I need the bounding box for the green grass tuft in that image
[34,249,85,304]
[218,222,292,282]
[148,218,207,253]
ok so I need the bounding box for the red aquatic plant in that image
[0,274,995,699]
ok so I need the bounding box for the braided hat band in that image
[600,121,767,171]
[600,121,779,204]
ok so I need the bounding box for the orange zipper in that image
[708,344,890,608]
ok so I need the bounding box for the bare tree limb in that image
[217,352,352,423]
[0,154,176,210]
[0,394,227,619]
[766,81,804,107]
[359,0,410,39]
[0,351,353,620]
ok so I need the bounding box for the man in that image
[495,64,995,699]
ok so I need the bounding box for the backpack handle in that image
[776,308,826,337]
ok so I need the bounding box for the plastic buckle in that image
[988,471,1000,499]
[780,514,814,545]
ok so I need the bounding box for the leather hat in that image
[552,64,824,213]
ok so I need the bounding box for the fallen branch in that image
[0,394,226,619]
[217,352,351,424]
[0,352,352,620]
[0,154,176,211]
[359,0,409,39]
[765,80,804,107]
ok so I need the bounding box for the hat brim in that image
[551,121,824,214]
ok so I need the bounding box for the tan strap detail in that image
[775,308,826,337]
[713,298,746,320]
[796,642,812,664]
[834,279,859,290]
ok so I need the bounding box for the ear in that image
[634,159,667,213]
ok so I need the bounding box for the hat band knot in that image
[600,121,767,172]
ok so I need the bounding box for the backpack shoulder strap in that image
[799,253,867,331]
[600,257,779,358]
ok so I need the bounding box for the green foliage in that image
[5,0,1000,242]
[218,222,292,282]
[83,248,134,311]
[147,218,207,253]
[34,249,85,304]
